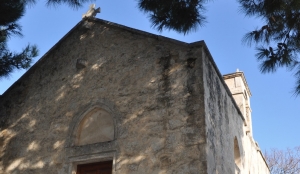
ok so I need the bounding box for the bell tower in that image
[223,70,253,136]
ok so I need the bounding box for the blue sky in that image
[1,0,299,151]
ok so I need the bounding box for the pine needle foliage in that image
[239,0,300,96]
[0,0,91,79]
[138,0,207,34]
[0,0,38,78]
[23,0,91,9]
[0,0,24,26]
[0,43,38,77]
[45,0,91,8]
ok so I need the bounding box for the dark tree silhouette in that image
[239,0,300,96]
[138,0,207,34]
[0,0,91,78]
[0,0,38,77]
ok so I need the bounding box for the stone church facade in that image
[0,19,269,173]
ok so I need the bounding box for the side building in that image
[0,18,269,174]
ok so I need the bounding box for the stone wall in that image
[202,46,244,173]
[0,19,208,174]
[243,136,270,173]
[201,46,269,173]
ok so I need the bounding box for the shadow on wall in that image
[0,22,201,173]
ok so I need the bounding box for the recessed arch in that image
[234,136,242,170]
[75,107,115,146]
[66,100,120,174]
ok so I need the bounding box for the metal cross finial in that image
[82,4,101,19]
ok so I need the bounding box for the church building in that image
[0,17,269,173]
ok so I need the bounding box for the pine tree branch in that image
[0,44,38,78]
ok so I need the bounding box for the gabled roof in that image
[1,18,206,97]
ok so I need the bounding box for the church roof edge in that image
[1,18,207,97]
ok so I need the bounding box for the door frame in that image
[77,160,113,174]
[68,151,116,174]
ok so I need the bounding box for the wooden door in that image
[77,161,112,174]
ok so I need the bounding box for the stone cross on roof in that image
[82,4,101,19]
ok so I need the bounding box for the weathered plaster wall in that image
[0,19,207,174]
[202,47,269,174]
[243,136,270,173]
[202,47,245,173]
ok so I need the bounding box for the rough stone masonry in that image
[0,19,269,174]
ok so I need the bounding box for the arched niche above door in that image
[76,107,114,146]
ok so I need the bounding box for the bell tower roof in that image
[223,70,252,97]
